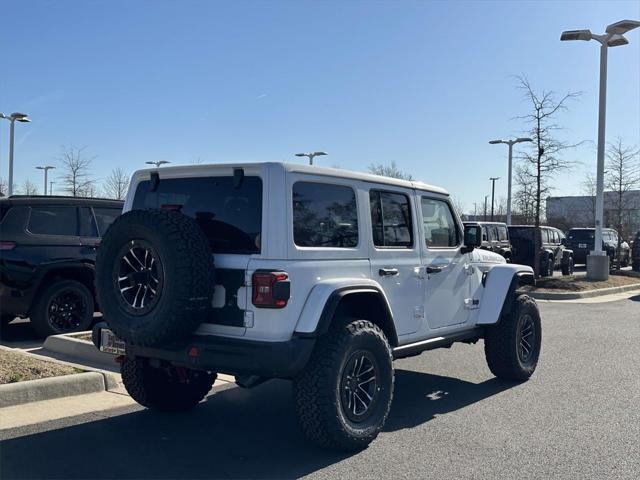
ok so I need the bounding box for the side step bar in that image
[392,328,483,360]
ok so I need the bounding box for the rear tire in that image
[121,357,216,413]
[30,280,94,338]
[561,257,574,276]
[484,295,541,381]
[293,319,394,451]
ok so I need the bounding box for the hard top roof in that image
[134,162,449,195]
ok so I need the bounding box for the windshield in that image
[132,175,263,254]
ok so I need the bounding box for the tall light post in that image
[36,166,55,195]
[145,160,170,168]
[294,151,327,166]
[49,181,54,195]
[489,177,500,221]
[489,137,533,225]
[561,19,639,280]
[484,195,489,221]
[0,112,31,196]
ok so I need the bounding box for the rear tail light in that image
[0,241,16,250]
[252,270,290,308]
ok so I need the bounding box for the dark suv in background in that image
[508,225,574,276]
[0,196,123,337]
[463,221,512,261]
[566,228,630,267]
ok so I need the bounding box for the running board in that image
[392,328,483,359]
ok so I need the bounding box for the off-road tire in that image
[293,319,394,451]
[561,257,574,276]
[95,209,214,347]
[484,294,541,381]
[31,280,95,338]
[121,357,216,412]
[541,257,554,277]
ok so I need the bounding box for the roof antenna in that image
[233,168,244,189]
[150,171,160,192]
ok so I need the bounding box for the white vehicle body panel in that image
[123,162,531,347]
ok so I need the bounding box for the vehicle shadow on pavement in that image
[0,371,515,479]
[627,294,640,302]
[386,369,515,431]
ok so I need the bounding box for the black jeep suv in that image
[508,225,574,276]
[463,221,512,261]
[566,228,630,267]
[0,196,123,337]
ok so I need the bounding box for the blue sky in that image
[2,0,639,211]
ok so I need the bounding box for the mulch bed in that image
[0,350,81,384]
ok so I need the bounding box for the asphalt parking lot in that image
[1,296,639,480]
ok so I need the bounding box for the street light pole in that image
[50,181,54,195]
[36,166,55,195]
[1,113,31,196]
[484,195,489,221]
[489,177,500,221]
[489,138,533,225]
[294,151,328,166]
[561,19,639,280]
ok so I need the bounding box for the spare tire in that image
[95,209,214,347]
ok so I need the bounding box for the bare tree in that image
[513,163,536,225]
[0,177,7,197]
[59,145,97,196]
[19,179,39,195]
[103,167,130,200]
[581,172,597,224]
[516,76,582,276]
[368,161,413,180]
[605,138,640,266]
[450,196,466,220]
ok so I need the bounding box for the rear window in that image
[497,225,508,241]
[508,227,534,241]
[371,190,413,248]
[292,182,358,248]
[132,176,262,254]
[568,230,594,240]
[94,207,122,236]
[28,206,78,236]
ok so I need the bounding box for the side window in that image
[94,208,122,236]
[28,206,77,236]
[541,228,549,244]
[370,190,413,248]
[498,226,508,242]
[79,207,99,237]
[421,197,460,248]
[293,182,358,248]
[488,226,498,242]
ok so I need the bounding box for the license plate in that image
[579,243,587,248]
[100,329,126,355]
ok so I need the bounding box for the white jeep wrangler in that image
[93,162,541,451]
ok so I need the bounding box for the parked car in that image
[566,228,630,268]
[508,225,574,276]
[93,162,541,451]
[463,221,512,261]
[0,196,123,336]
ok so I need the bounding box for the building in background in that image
[546,190,640,239]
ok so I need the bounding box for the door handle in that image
[378,268,399,277]
[426,265,444,274]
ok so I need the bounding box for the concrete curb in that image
[528,283,640,300]
[0,372,106,408]
[43,333,115,367]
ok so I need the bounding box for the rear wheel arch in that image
[314,288,398,347]
[30,264,96,314]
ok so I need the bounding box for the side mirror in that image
[462,225,482,254]
[561,238,567,246]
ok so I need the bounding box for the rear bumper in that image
[92,322,316,379]
[0,282,32,318]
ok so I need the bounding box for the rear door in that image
[367,187,424,337]
[130,173,264,336]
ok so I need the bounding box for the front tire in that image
[484,295,541,381]
[30,280,95,338]
[293,319,394,451]
[561,257,574,276]
[121,357,216,412]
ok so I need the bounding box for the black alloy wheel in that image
[339,350,380,423]
[114,240,163,315]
